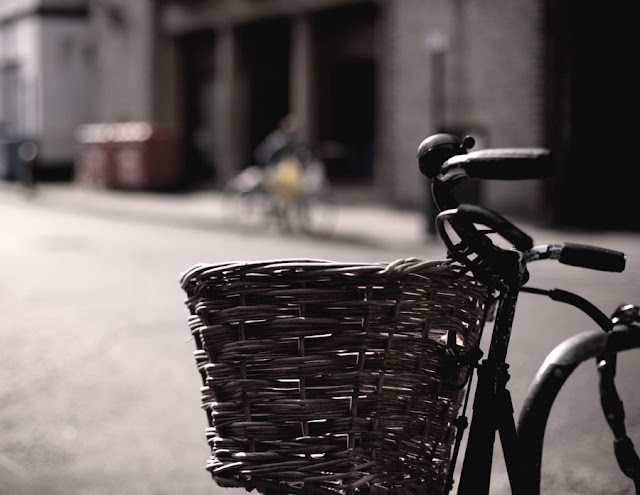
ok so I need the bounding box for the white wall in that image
[92,0,155,122]
[0,16,40,136]
[40,16,92,162]
[1,5,91,166]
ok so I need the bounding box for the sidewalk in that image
[1,181,432,250]
[3,180,639,256]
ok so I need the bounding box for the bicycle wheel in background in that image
[296,160,337,236]
[220,166,276,232]
[295,189,337,237]
[226,188,275,232]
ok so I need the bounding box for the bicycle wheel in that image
[517,323,640,495]
[294,190,337,237]
[222,188,275,232]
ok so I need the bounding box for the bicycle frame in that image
[456,248,527,494]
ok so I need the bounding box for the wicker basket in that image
[180,258,488,494]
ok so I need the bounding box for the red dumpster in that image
[76,122,181,190]
[111,123,180,189]
[75,124,117,187]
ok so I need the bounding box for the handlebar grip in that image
[445,149,555,180]
[559,243,626,272]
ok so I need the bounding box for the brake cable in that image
[520,286,613,332]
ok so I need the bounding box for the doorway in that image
[180,31,217,183]
[238,18,291,166]
[543,2,636,230]
[314,4,379,183]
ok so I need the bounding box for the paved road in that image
[1,183,639,494]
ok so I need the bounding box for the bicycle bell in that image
[417,133,475,178]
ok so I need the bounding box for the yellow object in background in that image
[267,156,304,200]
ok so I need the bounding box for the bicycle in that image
[181,133,639,494]
[222,156,336,236]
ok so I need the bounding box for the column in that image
[214,26,245,183]
[290,15,314,145]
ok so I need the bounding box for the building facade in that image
[149,0,545,217]
[0,0,91,176]
[3,0,633,228]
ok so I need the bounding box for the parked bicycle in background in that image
[223,114,336,236]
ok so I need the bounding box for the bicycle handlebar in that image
[417,134,555,212]
[417,133,554,182]
[418,133,626,281]
[442,148,555,181]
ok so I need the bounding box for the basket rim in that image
[180,257,473,288]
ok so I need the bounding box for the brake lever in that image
[448,204,533,251]
[436,205,530,285]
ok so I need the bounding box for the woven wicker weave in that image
[180,258,488,494]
